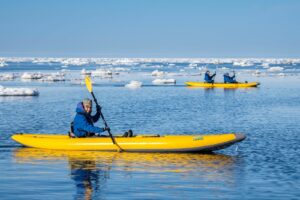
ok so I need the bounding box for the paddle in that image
[85,76,123,152]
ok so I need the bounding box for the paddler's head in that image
[82,98,92,114]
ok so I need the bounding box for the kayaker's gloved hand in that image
[96,105,101,112]
[103,127,110,132]
[87,132,95,137]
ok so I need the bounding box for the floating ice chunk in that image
[0,85,39,96]
[70,79,85,85]
[198,66,208,72]
[261,63,270,68]
[233,61,253,67]
[277,73,286,76]
[151,70,165,76]
[21,72,43,79]
[39,73,66,82]
[81,69,92,76]
[188,63,198,68]
[221,67,229,70]
[0,62,8,67]
[92,69,113,77]
[267,66,284,72]
[253,70,261,76]
[0,73,16,81]
[125,81,142,88]
[152,79,176,84]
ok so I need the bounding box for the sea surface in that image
[0,60,300,199]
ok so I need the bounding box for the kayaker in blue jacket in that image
[223,72,238,83]
[73,98,109,137]
[204,70,216,83]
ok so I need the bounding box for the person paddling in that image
[204,70,216,83]
[223,72,238,83]
[72,98,109,137]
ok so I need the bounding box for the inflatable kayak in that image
[185,82,259,88]
[11,133,245,153]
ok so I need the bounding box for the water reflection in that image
[14,148,240,199]
[69,158,110,200]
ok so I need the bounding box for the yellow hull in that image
[12,133,245,152]
[185,82,259,88]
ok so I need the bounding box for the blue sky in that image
[0,0,299,57]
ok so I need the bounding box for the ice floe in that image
[267,67,284,72]
[0,62,8,67]
[151,70,165,76]
[81,69,92,76]
[0,73,16,81]
[125,81,142,89]
[39,72,66,82]
[0,85,39,96]
[21,72,43,80]
[92,69,113,77]
[152,79,176,84]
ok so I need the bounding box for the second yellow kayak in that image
[185,81,259,88]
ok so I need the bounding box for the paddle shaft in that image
[90,92,118,145]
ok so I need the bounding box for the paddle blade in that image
[85,76,93,93]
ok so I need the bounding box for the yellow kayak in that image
[11,133,245,152]
[185,81,259,88]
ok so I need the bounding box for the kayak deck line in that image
[73,142,167,146]
[11,133,246,153]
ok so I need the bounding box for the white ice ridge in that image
[0,73,16,81]
[1,57,300,66]
[152,79,176,84]
[125,81,142,88]
[0,85,39,96]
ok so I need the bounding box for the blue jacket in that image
[73,102,104,137]
[224,74,237,83]
[204,72,216,83]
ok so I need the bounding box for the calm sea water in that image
[0,62,300,199]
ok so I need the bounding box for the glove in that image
[103,127,110,132]
[87,132,95,137]
[96,105,101,112]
